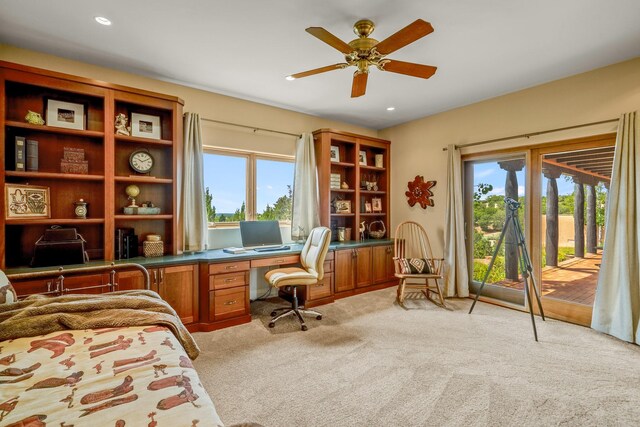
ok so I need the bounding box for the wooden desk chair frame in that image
[394,221,446,307]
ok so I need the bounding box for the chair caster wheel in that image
[268,322,275,328]
[301,325,308,331]
[316,315,322,320]
[270,311,277,316]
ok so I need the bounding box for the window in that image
[203,150,293,225]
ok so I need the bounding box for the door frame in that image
[462,132,616,325]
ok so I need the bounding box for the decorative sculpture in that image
[115,113,131,136]
[405,175,436,209]
[25,110,45,125]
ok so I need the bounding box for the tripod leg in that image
[469,215,512,314]
[514,224,538,341]
[513,216,546,321]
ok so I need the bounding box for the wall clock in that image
[129,149,154,174]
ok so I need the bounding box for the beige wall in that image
[380,56,640,255]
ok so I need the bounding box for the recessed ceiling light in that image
[94,16,112,26]
[386,107,395,111]
[285,75,295,81]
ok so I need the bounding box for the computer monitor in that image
[239,220,283,249]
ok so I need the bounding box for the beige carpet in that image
[193,288,640,426]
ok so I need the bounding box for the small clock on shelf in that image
[129,149,154,174]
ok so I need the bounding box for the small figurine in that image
[341,181,349,189]
[359,221,366,240]
[25,110,45,125]
[115,113,131,136]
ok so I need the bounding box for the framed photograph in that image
[372,197,382,212]
[330,145,340,162]
[131,113,161,139]
[46,99,85,130]
[365,202,372,213]
[359,150,367,166]
[5,184,50,219]
[335,200,351,214]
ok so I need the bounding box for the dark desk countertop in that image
[5,239,394,275]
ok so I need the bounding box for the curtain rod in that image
[442,118,619,151]
[200,117,301,138]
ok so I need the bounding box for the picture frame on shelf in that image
[46,99,85,130]
[365,202,372,213]
[372,197,382,212]
[335,200,352,214]
[5,183,51,219]
[359,150,367,166]
[330,145,340,162]
[131,113,161,139]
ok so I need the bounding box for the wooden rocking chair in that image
[394,221,446,307]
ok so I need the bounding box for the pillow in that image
[395,258,432,275]
[0,270,18,304]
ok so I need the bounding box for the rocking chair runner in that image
[394,221,446,307]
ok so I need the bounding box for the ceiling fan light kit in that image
[290,19,437,97]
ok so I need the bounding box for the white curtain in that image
[291,132,320,240]
[181,112,208,252]
[592,111,640,343]
[444,144,469,297]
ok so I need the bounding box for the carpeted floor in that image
[193,288,640,426]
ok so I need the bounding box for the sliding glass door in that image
[464,154,528,306]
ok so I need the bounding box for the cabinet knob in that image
[224,277,237,283]
[226,265,238,270]
[224,300,237,305]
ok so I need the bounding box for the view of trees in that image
[205,185,292,223]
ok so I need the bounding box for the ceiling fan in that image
[288,19,437,98]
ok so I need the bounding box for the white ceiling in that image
[1,0,640,129]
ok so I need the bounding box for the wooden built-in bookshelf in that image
[0,61,183,269]
[313,129,391,241]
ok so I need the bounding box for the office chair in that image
[264,226,331,331]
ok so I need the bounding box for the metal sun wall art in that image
[405,175,436,209]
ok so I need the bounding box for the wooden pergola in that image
[498,147,613,280]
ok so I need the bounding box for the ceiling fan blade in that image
[351,72,368,98]
[306,27,354,54]
[382,60,437,79]
[374,19,434,55]
[290,63,347,79]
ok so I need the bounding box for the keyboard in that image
[253,245,291,252]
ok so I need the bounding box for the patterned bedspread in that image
[0,326,223,426]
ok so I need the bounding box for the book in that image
[26,139,38,171]
[14,136,25,171]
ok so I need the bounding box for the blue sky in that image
[474,161,575,198]
[203,154,293,213]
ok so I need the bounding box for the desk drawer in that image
[308,275,333,300]
[325,251,334,261]
[209,261,250,275]
[209,271,249,290]
[323,260,334,273]
[211,287,247,321]
[251,255,299,268]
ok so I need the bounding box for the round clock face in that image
[129,150,154,174]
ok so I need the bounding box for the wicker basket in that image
[368,220,386,239]
[143,240,164,257]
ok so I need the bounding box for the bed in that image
[0,264,224,427]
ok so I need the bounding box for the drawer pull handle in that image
[276,259,285,263]
[224,278,237,283]
[226,265,238,270]
[224,300,237,305]
[315,283,324,287]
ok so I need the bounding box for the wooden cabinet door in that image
[372,245,396,284]
[356,247,372,288]
[158,264,198,324]
[62,273,112,294]
[372,245,389,284]
[334,249,355,292]
[11,278,58,298]
[116,270,149,291]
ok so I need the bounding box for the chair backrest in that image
[394,221,435,262]
[300,227,331,281]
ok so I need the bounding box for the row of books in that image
[12,136,38,171]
